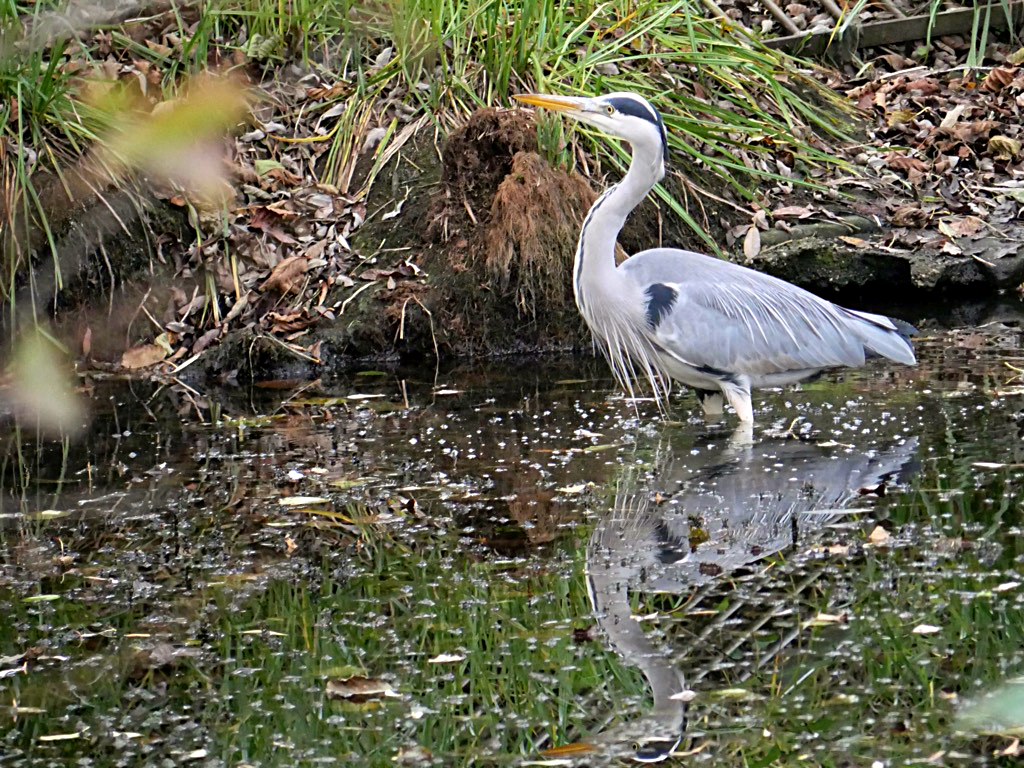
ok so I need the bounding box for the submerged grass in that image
[0,521,641,765]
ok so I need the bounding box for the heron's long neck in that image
[575,145,661,299]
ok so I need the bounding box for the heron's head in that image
[514,91,668,175]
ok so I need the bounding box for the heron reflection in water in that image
[581,433,918,762]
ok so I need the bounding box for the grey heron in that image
[513,92,916,423]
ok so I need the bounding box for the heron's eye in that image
[605,104,615,115]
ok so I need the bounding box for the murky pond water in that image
[1,326,1023,766]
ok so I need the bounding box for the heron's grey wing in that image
[623,249,889,377]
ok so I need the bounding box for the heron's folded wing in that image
[643,270,869,377]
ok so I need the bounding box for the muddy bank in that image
[194,108,717,381]
[189,108,1024,381]
[13,108,1024,383]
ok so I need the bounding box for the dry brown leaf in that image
[891,204,929,228]
[879,53,910,70]
[938,216,984,238]
[902,78,941,96]
[265,200,300,218]
[886,108,916,127]
[249,206,299,244]
[121,343,168,369]
[982,65,1017,93]
[267,310,315,333]
[838,235,869,247]
[988,135,1022,161]
[261,255,309,295]
[192,328,220,354]
[938,103,968,133]
[886,152,929,174]
[771,205,814,219]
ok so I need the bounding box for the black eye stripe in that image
[606,96,669,163]
[607,96,658,125]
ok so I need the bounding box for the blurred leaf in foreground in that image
[5,328,85,436]
[957,679,1024,735]
[93,74,249,206]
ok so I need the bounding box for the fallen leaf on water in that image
[812,543,851,555]
[804,612,847,627]
[326,675,400,701]
[912,624,941,635]
[858,482,887,497]
[427,653,465,664]
[278,496,330,506]
[711,688,759,700]
[394,745,433,764]
[39,732,84,742]
[868,526,890,545]
[555,484,587,494]
[582,443,622,453]
[539,743,598,757]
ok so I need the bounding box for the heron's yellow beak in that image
[513,93,584,112]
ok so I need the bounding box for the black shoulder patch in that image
[608,96,669,163]
[645,283,677,329]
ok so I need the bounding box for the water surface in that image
[1,327,1023,766]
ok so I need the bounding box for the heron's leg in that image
[728,421,755,447]
[694,389,724,417]
[720,378,754,423]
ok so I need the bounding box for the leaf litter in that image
[42,6,1024,379]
